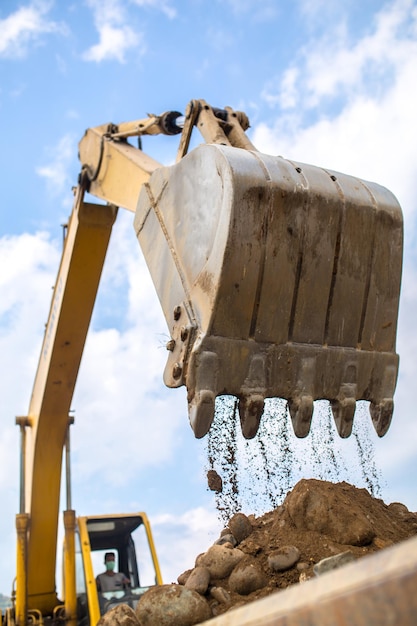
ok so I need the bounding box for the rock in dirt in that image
[228,557,268,595]
[177,479,417,620]
[177,569,192,585]
[196,544,245,579]
[210,586,231,605]
[228,512,253,543]
[313,550,356,576]
[98,604,139,626]
[135,584,211,626]
[184,566,211,595]
[285,479,376,546]
[215,533,237,547]
[207,470,223,493]
[268,546,301,572]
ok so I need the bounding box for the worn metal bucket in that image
[134,144,402,439]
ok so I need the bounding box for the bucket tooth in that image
[370,399,394,437]
[238,394,265,439]
[331,398,356,438]
[239,355,266,439]
[187,350,218,438]
[189,390,216,439]
[288,395,314,438]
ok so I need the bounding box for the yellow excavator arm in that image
[18,189,117,614]
[14,100,402,621]
[136,142,402,440]
[15,109,181,616]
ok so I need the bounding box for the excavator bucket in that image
[134,144,402,440]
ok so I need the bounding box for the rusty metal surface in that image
[134,143,402,440]
[201,535,417,626]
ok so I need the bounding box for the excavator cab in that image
[75,513,162,625]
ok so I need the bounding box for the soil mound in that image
[177,478,417,619]
[101,479,417,625]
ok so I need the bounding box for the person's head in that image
[104,552,116,572]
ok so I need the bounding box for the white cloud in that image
[0,202,194,498]
[254,1,417,214]
[0,215,192,589]
[304,0,415,106]
[83,23,142,63]
[1,235,61,594]
[0,230,60,577]
[205,26,235,53]
[82,0,178,63]
[262,0,417,112]
[262,67,299,110]
[0,1,66,59]
[36,133,76,197]
[83,0,144,63]
[0,231,59,365]
[152,506,221,582]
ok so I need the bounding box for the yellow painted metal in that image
[19,112,168,620]
[3,607,16,626]
[15,513,29,626]
[77,512,162,625]
[77,517,101,626]
[24,187,117,614]
[77,512,163,625]
[193,99,255,150]
[63,510,77,626]
[26,610,43,625]
[139,513,163,586]
[78,126,161,211]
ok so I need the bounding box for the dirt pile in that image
[101,479,417,625]
[175,478,417,619]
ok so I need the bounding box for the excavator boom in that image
[19,188,117,613]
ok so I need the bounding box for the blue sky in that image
[1,0,417,596]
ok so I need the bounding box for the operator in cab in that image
[96,552,130,592]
